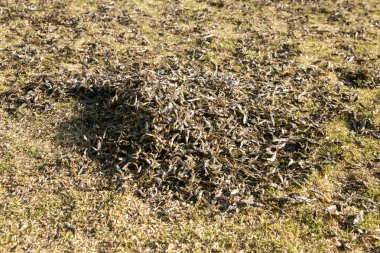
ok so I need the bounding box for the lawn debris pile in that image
[1,65,353,208]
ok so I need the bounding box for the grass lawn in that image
[0,0,379,252]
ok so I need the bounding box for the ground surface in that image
[0,0,379,252]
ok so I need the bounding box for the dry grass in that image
[0,0,379,252]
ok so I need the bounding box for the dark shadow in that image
[57,81,155,190]
[338,68,378,89]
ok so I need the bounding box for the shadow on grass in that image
[56,82,155,191]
